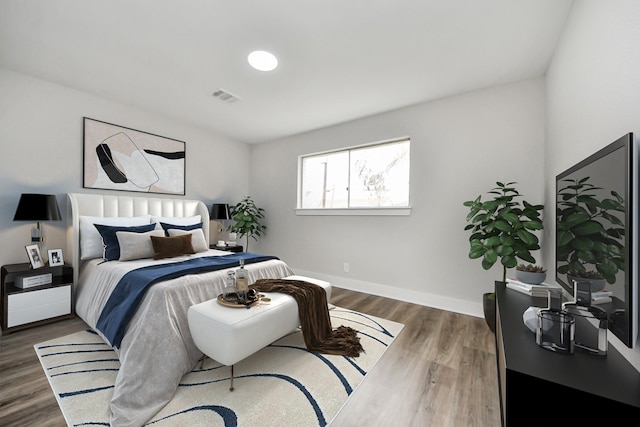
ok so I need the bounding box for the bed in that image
[67,193,294,427]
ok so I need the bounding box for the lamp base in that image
[30,223,47,263]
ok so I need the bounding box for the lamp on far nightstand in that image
[13,193,61,253]
[211,203,230,243]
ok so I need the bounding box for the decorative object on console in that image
[13,193,61,258]
[463,182,544,332]
[525,280,607,357]
[229,196,266,252]
[506,278,561,297]
[515,263,547,285]
[523,306,541,333]
[534,289,574,354]
[536,309,575,354]
[562,281,608,358]
[83,117,186,195]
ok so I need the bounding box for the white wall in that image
[251,78,545,317]
[545,0,640,368]
[0,68,250,266]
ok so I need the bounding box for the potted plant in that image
[463,181,544,331]
[229,196,267,252]
[557,176,625,291]
[515,264,547,285]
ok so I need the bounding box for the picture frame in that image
[83,117,186,195]
[48,249,64,267]
[26,244,44,269]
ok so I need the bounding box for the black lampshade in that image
[211,203,230,220]
[13,194,62,221]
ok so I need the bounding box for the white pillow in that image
[80,215,152,260]
[167,228,208,253]
[151,215,201,230]
[116,229,165,261]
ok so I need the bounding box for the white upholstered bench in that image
[187,275,331,390]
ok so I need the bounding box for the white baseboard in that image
[291,268,484,319]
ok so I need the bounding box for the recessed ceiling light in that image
[248,50,278,71]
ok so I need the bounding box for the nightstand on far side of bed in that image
[1,262,73,335]
[210,244,243,253]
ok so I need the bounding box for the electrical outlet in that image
[343,263,349,273]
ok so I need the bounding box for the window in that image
[298,138,410,213]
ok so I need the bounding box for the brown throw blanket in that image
[251,279,364,357]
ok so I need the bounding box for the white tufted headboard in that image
[67,193,210,284]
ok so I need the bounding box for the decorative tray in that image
[217,293,259,308]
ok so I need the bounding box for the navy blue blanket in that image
[96,252,278,348]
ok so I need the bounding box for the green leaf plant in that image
[556,176,625,284]
[229,196,267,252]
[464,182,544,282]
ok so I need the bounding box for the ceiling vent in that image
[212,88,241,104]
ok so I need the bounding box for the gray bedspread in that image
[75,251,294,427]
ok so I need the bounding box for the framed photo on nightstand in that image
[48,249,64,266]
[25,244,44,269]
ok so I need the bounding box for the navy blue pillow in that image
[94,223,157,261]
[159,221,203,236]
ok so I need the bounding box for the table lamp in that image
[13,193,62,250]
[211,203,230,243]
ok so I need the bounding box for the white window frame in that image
[296,137,411,216]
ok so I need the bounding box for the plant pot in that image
[515,270,547,285]
[483,292,496,333]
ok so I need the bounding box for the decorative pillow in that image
[116,229,165,261]
[80,215,152,260]
[160,221,203,236]
[151,215,201,229]
[167,228,208,253]
[94,223,158,261]
[150,234,196,259]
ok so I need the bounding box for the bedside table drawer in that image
[7,285,71,327]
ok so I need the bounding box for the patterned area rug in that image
[34,307,404,426]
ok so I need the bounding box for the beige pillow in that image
[116,229,165,261]
[150,234,196,259]
[167,228,208,253]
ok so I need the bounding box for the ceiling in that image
[0,0,573,144]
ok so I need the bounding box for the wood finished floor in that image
[0,288,500,427]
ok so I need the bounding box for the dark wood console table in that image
[495,281,640,426]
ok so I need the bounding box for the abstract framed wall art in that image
[83,117,186,195]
